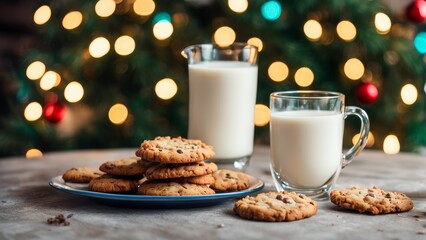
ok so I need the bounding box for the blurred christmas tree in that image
[1,0,426,157]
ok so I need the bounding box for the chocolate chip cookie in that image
[62,167,104,183]
[135,136,215,164]
[89,175,138,193]
[211,169,250,191]
[99,157,156,177]
[137,181,215,196]
[330,186,414,214]
[145,161,218,180]
[234,192,318,222]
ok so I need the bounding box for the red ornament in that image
[355,82,379,104]
[406,0,426,23]
[44,101,66,124]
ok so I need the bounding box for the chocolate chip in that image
[299,194,304,199]
[385,193,392,198]
[177,149,183,154]
[276,195,283,200]
[367,193,375,198]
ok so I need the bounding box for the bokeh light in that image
[414,32,426,54]
[26,149,43,159]
[34,5,51,25]
[247,37,263,52]
[228,0,248,13]
[261,0,281,21]
[383,134,400,154]
[154,12,171,23]
[26,61,46,80]
[214,26,236,46]
[303,20,322,41]
[108,103,128,125]
[153,21,174,40]
[24,102,43,121]
[40,71,60,91]
[268,61,289,82]
[401,84,418,105]
[114,35,136,56]
[95,0,116,17]
[336,20,357,41]
[155,78,178,100]
[64,81,84,103]
[344,58,364,80]
[133,0,155,16]
[352,131,375,148]
[89,37,110,58]
[62,11,83,30]
[254,104,270,126]
[375,12,391,35]
[294,67,314,87]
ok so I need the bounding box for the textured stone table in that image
[0,146,425,240]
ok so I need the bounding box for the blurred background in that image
[0,0,425,158]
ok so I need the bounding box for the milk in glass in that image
[188,61,258,159]
[270,110,344,188]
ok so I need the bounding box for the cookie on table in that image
[330,186,414,215]
[211,169,250,192]
[89,175,138,193]
[99,157,156,177]
[62,167,104,183]
[145,161,218,180]
[135,136,215,164]
[137,181,215,196]
[234,192,318,222]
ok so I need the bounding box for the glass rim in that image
[270,90,344,99]
[183,42,258,53]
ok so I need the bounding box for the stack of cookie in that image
[135,136,219,196]
[62,136,252,196]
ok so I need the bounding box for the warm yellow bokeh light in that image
[268,61,289,82]
[254,104,270,127]
[89,37,110,58]
[247,37,263,52]
[383,134,400,154]
[228,0,248,13]
[64,81,84,103]
[294,67,314,87]
[24,102,43,121]
[303,20,322,41]
[114,35,136,56]
[214,26,236,46]
[40,71,60,91]
[336,20,357,41]
[375,12,391,35]
[401,84,418,105]
[108,103,128,125]
[34,5,51,25]
[155,78,178,100]
[26,61,46,80]
[344,58,364,80]
[153,21,174,40]
[133,0,156,16]
[26,148,43,159]
[352,131,375,148]
[95,0,116,17]
[62,11,83,30]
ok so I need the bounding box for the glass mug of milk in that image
[182,43,258,170]
[269,91,369,199]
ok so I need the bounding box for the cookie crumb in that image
[67,213,74,219]
[217,223,225,228]
[1,200,6,203]
[47,214,70,226]
[417,231,426,235]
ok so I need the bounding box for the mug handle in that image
[342,106,370,168]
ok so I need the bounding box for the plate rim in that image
[49,174,264,203]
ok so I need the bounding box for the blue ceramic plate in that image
[49,175,264,208]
